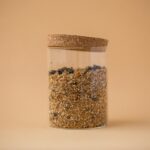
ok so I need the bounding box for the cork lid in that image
[48,34,108,51]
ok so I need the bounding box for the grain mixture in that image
[49,65,107,128]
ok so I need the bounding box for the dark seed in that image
[53,112,58,117]
[90,95,98,101]
[96,123,103,127]
[57,67,69,74]
[67,67,74,74]
[86,66,92,71]
[92,65,101,70]
[66,116,71,119]
[91,115,96,119]
[57,69,63,74]
[49,70,56,75]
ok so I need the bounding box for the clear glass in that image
[48,47,107,128]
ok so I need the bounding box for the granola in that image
[49,65,107,128]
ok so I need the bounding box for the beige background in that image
[0,0,150,149]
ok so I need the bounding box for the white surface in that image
[0,119,150,150]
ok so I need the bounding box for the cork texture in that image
[48,34,108,51]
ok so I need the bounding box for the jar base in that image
[49,123,107,129]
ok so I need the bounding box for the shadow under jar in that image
[48,34,108,129]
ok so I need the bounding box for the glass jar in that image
[48,34,108,128]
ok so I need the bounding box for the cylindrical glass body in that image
[48,34,108,128]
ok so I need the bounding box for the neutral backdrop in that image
[0,0,150,149]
